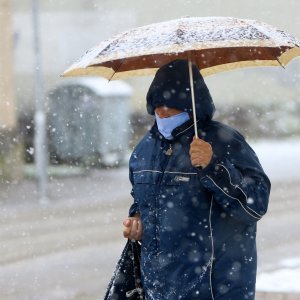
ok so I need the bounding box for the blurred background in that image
[0,0,300,299]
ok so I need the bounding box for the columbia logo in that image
[174,176,190,182]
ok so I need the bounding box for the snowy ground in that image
[251,139,300,182]
[0,139,299,299]
[252,139,300,295]
[257,257,300,293]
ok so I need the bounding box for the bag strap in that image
[125,239,144,299]
[131,240,142,289]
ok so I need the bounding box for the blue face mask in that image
[155,111,190,140]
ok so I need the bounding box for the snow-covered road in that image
[251,139,300,295]
[252,139,300,182]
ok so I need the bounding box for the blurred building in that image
[0,0,22,180]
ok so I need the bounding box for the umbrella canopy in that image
[63,16,300,79]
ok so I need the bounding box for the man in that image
[123,59,270,299]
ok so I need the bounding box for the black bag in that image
[104,239,144,300]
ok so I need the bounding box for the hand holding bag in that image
[104,239,144,300]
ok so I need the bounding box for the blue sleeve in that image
[199,138,271,225]
[128,167,139,217]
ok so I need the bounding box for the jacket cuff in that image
[197,154,221,177]
[129,203,139,217]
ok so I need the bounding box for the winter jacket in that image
[128,60,271,299]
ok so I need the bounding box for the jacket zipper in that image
[154,141,173,255]
[164,144,173,156]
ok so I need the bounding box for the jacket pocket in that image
[132,171,160,209]
[132,170,161,184]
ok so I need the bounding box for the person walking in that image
[123,59,270,300]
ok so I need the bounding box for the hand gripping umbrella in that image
[63,16,300,138]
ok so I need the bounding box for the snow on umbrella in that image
[62,16,300,137]
[63,16,300,79]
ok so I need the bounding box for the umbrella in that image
[62,16,300,137]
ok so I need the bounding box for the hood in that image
[146,59,215,122]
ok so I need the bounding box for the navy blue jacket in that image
[128,116,270,299]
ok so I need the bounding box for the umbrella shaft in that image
[188,59,199,139]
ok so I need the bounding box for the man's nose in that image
[156,107,168,118]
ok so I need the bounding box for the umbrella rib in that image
[108,60,124,81]
[275,55,285,69]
